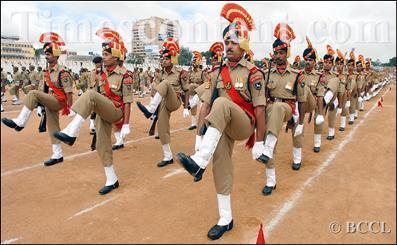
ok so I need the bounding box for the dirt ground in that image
[1,83,396,244]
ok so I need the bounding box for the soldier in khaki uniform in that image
[1,67,6,111]
[334,50,350,132]
[346,51,358,125]
[193,41,224,153]
[21,65,39,94]
[2,32,74,166]
[76,68,90,96]
[132,67,140,94]
[138,67,146,98]
[177,3,266,240]
[292,55,301,70]
[363,58,373,101]
[53,28,133,195]
[185,51,205,130]
[9,66,22,105]
[19,66,30,94]
[257,23,306,195]
[136,38,189,168]
[356,55,366,111]
[301,37,327,154]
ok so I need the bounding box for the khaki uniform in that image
[24,64,73,144]
[200,58,266,194]
[188,68,204,116]
[265,65,305,168]
[89,68,101,90]
[1,71,7,92]
[305,69,324,135]
[22,70,40,94]
[324,71,340,129]
[340,73,350,117]
[72,65,133,166]
[347,73,358,115]
[154,66,189,145]
[133,71,140,91]
[9,71,22,98]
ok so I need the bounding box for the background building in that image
[131,16,179,64]
[1,36,35,63]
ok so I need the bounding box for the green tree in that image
[201,51,212,65]
[178,46,193,66]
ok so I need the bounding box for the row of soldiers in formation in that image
[1,3,396,241]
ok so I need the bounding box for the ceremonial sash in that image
[101,72,125,130]
[220,66,256,149]
[44,71,70,115]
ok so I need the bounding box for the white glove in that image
[68,109,76,117]
[315,115,324,125]
[37,106,44,117]
[294,124,304,137]
[345,100,351,108]
[252,141,265,160]
[195,135,203,152]
[183,108,190,118]
[120,124,131,139]
[336,108,342,115]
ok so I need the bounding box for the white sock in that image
[266,168,276,187]
[217,194,232,226]
[13,106,32,127]
[314,134,321,148]
[340,116,346,128]
[189,94,200,108]
[328,128,335,137]
[147,92,162,113]
[191,126,222,169]
[191,116,196,126]
[162,144,173,161]
[114,131,123,145]
[349,113,355,122]
[293,147,302,164]
[62,113,85,137]
[51,144,63,159]
[104,165,118,186]
[355,110,358,117]
[263,133,278,159]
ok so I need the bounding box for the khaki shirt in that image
[139,72,146,85]
[45,64,73,94]
[303,69,324,97]
[98,65,133,104]
[266,65,306,102]
[189,69,204,85]
[356,72,365,89]
[201,58,266,107]
[89,68,101,90]
[346,73,357,94]
[13,71,23,86]
[158,66,189,93]
[1,71,6,81]
[21,70,29,83]
[153,71,162,85]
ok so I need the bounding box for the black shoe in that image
[188,125,197,130]
[327,135,335,140]
[136,101,153,119]
[292,162,301,171]
[157,159,174,167]
[207,220,233,240]
[313,147,320,153]
[44,157,64,166]
[262,185,276,196]
[155,135,160,139]
[176,152,205,181]
[348,121,354,125]
[257,154,270,164]
[53,131,76,146]
[90,129,96,135]
[354,116,358,119]
[91,145,96,151]
[99,181,119,195]
[339,127,345,131]
[1,118,24,131]
[112,144,124,151]
[359,109,364,112]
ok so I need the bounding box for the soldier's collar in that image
[272,64,292,74]
[49,63,59,72]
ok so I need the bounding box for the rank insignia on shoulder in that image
[254,82,262,90]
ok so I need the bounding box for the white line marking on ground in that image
[1,127,187,177]
[1,237,21,244]
[67,197,116,220]
[248,86,393,243]
[162,168,185,179]
[0,110,21,115]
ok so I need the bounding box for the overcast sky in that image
[1,1,396,63]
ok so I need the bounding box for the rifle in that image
[38,62,49,133]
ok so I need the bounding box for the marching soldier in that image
[177,3,266,240]
[301,37,326,156]
[132,67,140,95]
[363,58,373,101]
[77,68,90,96]
[321,45,340,141]
[20,66,30,95]
[138,67,146,98]
[335,49,350,132]
[52,28,133,195]
[9,66,22,105]
[292,55,301,70]
[88,56,103,136]
[21,65,39,94]
[2,32,73,166]
[356,55,366,111]
[185,51,205,130]
[136,37,190,168]
[346,50,358,125]
[1,67,6,112]
[257,23,306,194]
[317,58,324,72]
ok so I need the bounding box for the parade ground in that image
[1,84,395,244]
